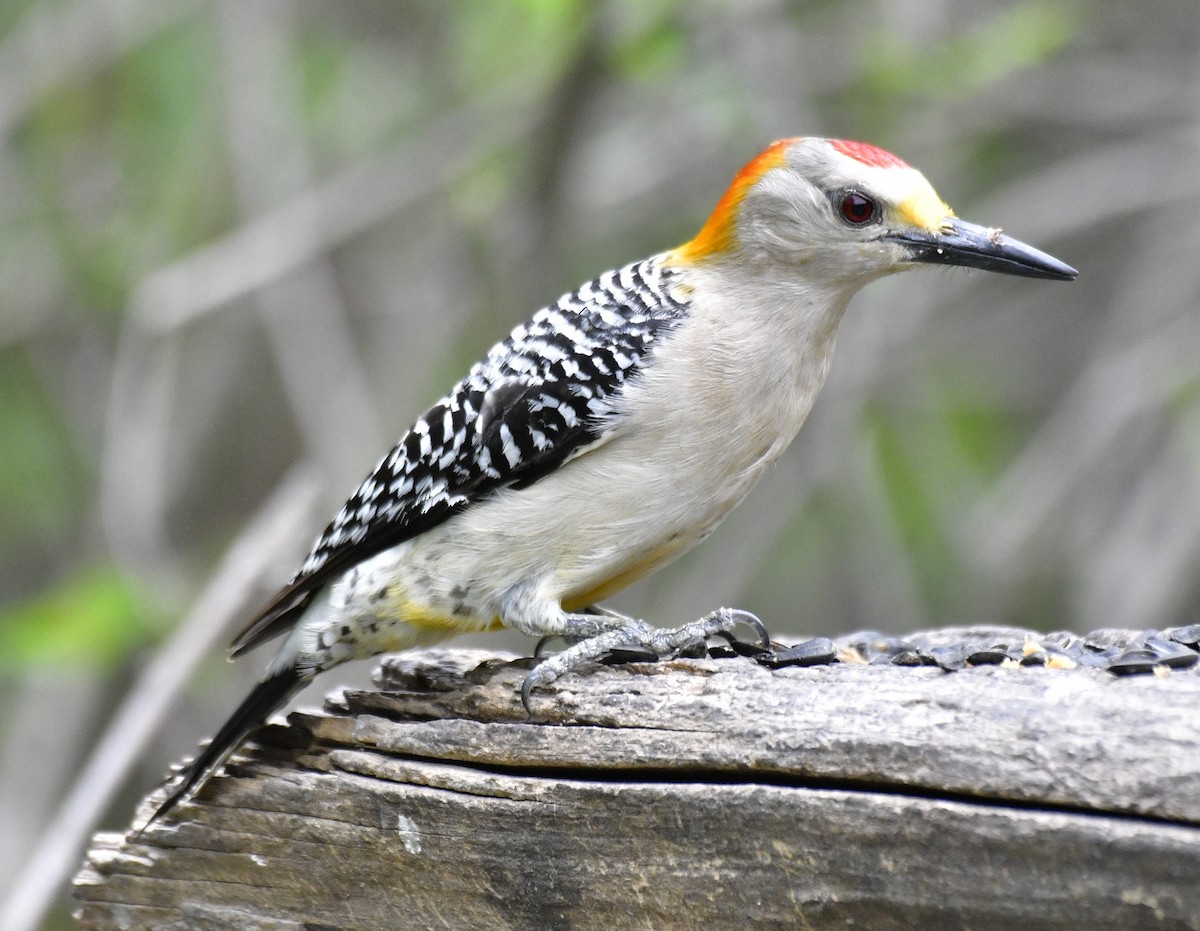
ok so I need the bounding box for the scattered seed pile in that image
[700,623,1200,676]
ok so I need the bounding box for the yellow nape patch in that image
[669,138,794,265]
[896,187,954,233]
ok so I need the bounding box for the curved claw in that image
[713,608,771,651]
[533,635,555,658]
[521,662,553,714]
[520,673,537,714]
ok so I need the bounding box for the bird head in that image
[670,137,1077,286]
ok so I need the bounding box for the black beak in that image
[891,218,1077,281]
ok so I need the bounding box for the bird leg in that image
[521,607,769,711]
[532,604,634,657]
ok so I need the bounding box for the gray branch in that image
[76,636,1200,930]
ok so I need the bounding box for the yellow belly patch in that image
[388,593,502,635]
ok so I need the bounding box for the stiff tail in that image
[140,665,306,831]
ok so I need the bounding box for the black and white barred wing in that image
[229,257,688,656]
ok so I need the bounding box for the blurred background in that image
[2,0,1198,927]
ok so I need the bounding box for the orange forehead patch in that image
[670,138,794,264]
[830,138,909,170]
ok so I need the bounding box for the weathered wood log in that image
[76,628,1200,930]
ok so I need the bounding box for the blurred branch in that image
[968,133,1200,239]
[129,77,543,334]
[99,328,186,589]
[1076,426,1200,629]
[993,57,1193,127]
[0,465,319,931]
[965,317,1198,581]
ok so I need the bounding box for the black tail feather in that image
[140,665,306,832]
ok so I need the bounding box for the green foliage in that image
[0,0,39,38]
[868,1,1079,99]
[0,350,85,550]
[865,404,963,614]
[0,567,162,671]
[451,0,589,92]
[862,376,1035,617]
[12,18,227,316]
[610,1,688,81]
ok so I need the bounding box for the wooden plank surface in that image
[75,637,1200,930]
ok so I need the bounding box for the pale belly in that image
[293,431,774,667]
[385,393,803,630]
[304,287,841,655]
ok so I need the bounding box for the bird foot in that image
[521,608,769,712]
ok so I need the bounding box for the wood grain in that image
[76,639,1200,930]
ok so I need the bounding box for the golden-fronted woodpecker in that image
[147,136,1076,824]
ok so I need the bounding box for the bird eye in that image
[839,191,877,226]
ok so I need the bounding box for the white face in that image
[734,138,955,284]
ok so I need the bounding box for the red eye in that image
[840,191,877,225]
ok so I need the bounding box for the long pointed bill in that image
[891,218,1077,281]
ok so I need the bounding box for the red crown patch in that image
[830,139,909,170]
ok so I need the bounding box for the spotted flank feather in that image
[229,256,691,656]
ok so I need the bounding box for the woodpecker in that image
[147,136,1075,825]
